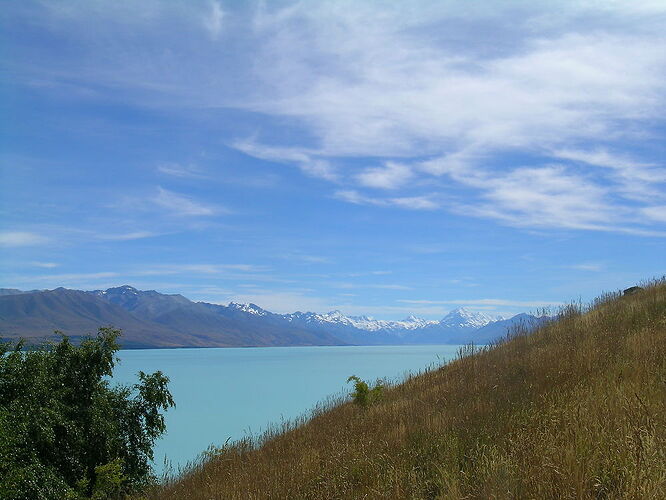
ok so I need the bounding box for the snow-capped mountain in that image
[283,311,437,332]
[283,310,437,332]
[439,308,494,328]
[281,307,490,333]
[227,302,268,316]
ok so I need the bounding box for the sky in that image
[1,0,665,319]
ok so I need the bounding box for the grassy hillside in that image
[146,280,666,499]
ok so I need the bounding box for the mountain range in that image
[0,286,547,348]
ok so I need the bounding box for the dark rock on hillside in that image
[623,286,644,296]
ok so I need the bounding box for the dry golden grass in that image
[142,279,666,499]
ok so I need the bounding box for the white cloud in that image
[31,261,59,268]
[0,231,49,247]
[245,15,665,156]
[334,190,438,210]
[232,139,338,181]
[453,165,615,230]
[553,148,666,199]
[641,205,666,222]
[203,1,224,40]
[157,163,206,178]
[390,196,439,211]
[97,231,159,241]
[356,162,412,190]
[152,187,222,216]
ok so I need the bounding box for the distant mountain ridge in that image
[0,286,545,348]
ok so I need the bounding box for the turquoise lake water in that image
[112,344,464,474]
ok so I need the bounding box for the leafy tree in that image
[0,327,174,499]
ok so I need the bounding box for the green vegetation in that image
[0,327,174,500]
[146,279,666,499]
[347,375,384,408]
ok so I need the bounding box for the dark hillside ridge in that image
[0,285,544,348]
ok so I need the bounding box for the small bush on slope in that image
[147,279,666,499]
[347,376,384,408]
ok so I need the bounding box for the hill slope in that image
[149,280,666,499]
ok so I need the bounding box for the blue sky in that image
[1,1,665,319]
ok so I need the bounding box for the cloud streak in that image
[0,231,49,247]
[152,187,223,217]
[334,190,439,210]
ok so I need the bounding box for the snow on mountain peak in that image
[440,307,494,328]
[233,303,498,333]
[284,310,438,332]
[228,302,267,316]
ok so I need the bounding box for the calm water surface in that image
[112,344,463,474]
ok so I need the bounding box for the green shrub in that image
[0,327,174,499]
[347,375,384,408]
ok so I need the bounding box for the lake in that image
[112,344,464,475]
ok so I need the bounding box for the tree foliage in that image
[0,327,174,499]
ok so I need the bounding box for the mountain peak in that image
[106,285,139,295]
[228,302,268,316]
[440,308,493,328]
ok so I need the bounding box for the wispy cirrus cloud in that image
[445,164,615,231]
[96,231,160,241]
[232,139,338,181]
[553,148,666,199]
[203,1,224,40]
[30,261,59,268]
[356,162,413,190]
[641,205,666,222]
[0,231,49,247]
[156,162,207,179]
[334,190,439,210]
[152,187,224,217]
